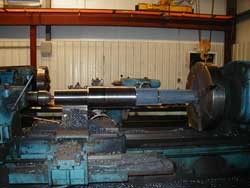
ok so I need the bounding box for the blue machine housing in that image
[0,88,22,143]
[0,66,35,144]
[1,63,250,187]
[223,61,250,124]
[113,77,161,88]
[4,120,174,186]
[0,66,34,86]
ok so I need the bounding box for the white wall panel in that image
[237,0,250,14]
[88,41,96,84]
[233,42,250,61]
[52,0,159,9]
[126,41,134,78]
[52,0,85,8]
[0,40,224,91]
[103,41,111,85]
[118,41,126,78]
[52,0,226,15]
[0,41,30,66]
[95,41,104,80]
[236,0,250,43]
[0,0,3,8]
[79,41,88,87]
[111,41,119,82]
[86,0,116,9]
[236,19,250,43]
[197,0,226,15]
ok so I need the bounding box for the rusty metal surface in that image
[86,175,250,188]
[88,153,174,178]
[62,105,88,128]
[55,128,89,140]
[55,141,82,161]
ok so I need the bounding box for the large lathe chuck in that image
[36,66,50,91]
[186,62,225,131]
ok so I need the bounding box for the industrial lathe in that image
[0,62,250,187]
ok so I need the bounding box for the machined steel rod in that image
[53,87,197,107]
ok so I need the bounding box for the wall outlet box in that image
[40,41,52,57]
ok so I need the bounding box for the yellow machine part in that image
[136,3,193,13]
[159,0,175,5]
[199,39,211,61]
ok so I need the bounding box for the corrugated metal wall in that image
[0,41,30,66]
[236,17,250,44]
[0,40,224,91]
[234,0,250,62]
[236,0,250,45]
[52,0,158,10]
[51,0,226,15]
[233,42,250,61]
[237,0,250,14]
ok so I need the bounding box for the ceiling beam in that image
[0,9,233,31]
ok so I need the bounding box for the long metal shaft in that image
[54,87,136,107]
[53,87,197,107]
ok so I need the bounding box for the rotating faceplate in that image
[186,62,225,131]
